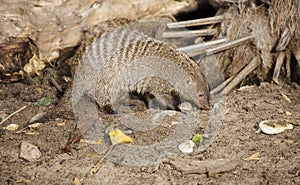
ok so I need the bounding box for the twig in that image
[205,35,253,56]
[0,105,27,125]
[162,29,217,38]
[220,57,260,94]
[49,77,63,93]
[90,145,114,175]
[272,52,286,85]
[167,15,224,28]
[210,76,234,94]
[179,38,227,56]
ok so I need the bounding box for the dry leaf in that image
[4,123,19,131]
[91,130,133,175]
[280,93,292,103]
[243,152,261,161]
[56,120,67,126]
[285,139,294,144]
[109,129,133,145]
[73,177,80,185]
[28,122,42,130]
[23,54,46,76]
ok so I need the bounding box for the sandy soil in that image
[0,77,299,185]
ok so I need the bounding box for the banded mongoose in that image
[72,22,210,113]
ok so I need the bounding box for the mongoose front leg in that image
[145,92,180,111]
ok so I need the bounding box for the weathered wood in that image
[179,38,227,56]
[272,52,286,84]
[162,29,217,38]
[210,76,234,94]
[275,28,291,51]
[206,35,253,56]
[221,56,260,94]
[167,15,224,28]
[285,51,291,80]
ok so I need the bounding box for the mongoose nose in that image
[197,99,210,110]
[201,105,210,110]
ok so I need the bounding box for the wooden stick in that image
[167,15,224,28]
[273,52,286,84]
[0,105,27,125]
[162,29,217,38]
[210,76,234,94]
[179,38,227,56]
[220,57,260,94]
[90,145,114,175]
[194,37,204,44]
[286,51,291,80]
[275,28,291,52]
[206,35,253,56]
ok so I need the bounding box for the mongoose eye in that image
[199,94,204,98]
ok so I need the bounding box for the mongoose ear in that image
[186,79,196,86]
[170,90,179,97]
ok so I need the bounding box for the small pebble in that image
[124,128,134,135]
[178,102,192,112]
[29,112,46,123]
[286,111,292,116]
[178,140,195,154]
[19,141,41,161]
[4,124,19,131]
[105,125,115,134]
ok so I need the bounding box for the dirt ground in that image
[0,77,299,184]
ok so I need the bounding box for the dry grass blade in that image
[0,105,27,125]
[162,29,217,38]
[221,57,260,94]
[206,35,253,56]
[167,15,224,28]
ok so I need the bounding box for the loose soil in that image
[0,80,299,185]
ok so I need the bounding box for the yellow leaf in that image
[109,129,133,145]
[73,177,80,185]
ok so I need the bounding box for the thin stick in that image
[179,38,227,56]
[286,50,291,80]
[221,57,260,94]
[210,76,234,94]
[272,52,286,85]
[90,145,114,175]
[162,29,217,38]
[167,15,224,28]
[49,77,63,93]
[206,35,253,56]
[0,105,27,125]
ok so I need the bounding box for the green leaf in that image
[192,134,203,144]
[35,97,52,107]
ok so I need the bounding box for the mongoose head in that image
[179,75,210,110]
